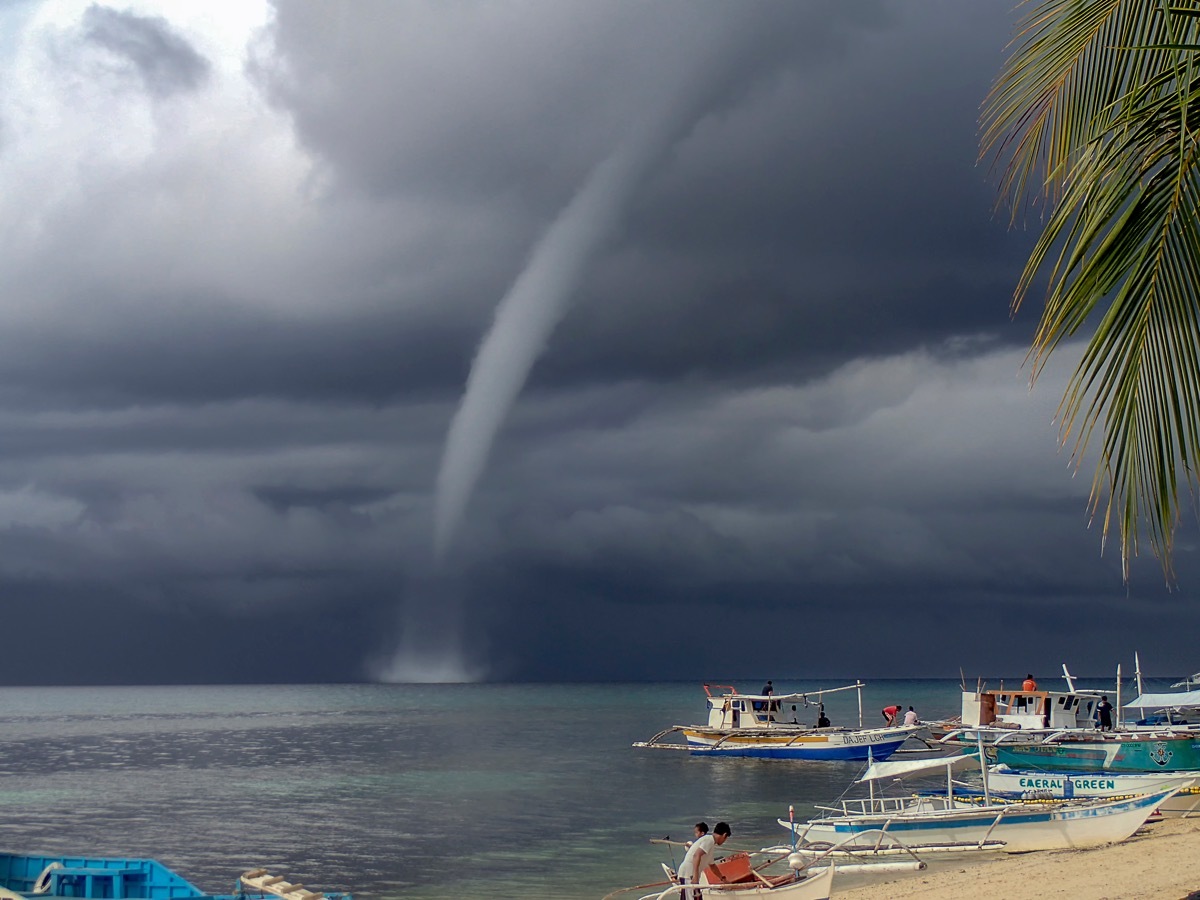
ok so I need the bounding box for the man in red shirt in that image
[881,704,901,726]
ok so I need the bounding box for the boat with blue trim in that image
[0,856,350,900]
[782,754,1184,854]
[991,729,1200,772]
[982,764,1200,816]
[634,682,920,760]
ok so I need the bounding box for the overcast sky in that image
[0,0,1195,686]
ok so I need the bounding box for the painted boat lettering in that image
[1016,776,1116,791]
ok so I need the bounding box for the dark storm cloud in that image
[0,0,1192,686]
[81,5,211,97]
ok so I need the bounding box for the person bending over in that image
[677,821,731,898]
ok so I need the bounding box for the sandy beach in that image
[832,817,1200,899]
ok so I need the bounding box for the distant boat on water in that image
[633,681,919,761]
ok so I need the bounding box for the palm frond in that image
[982,0,1200,581]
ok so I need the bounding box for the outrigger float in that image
[634,682,920,761]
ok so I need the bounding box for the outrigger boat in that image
[990,729,1200,773]
[982,764,1200,816]
[603,850,835,900]
[634,682,919,761]
[1125,654,1200,726]
[928,666,1110,746]
[0,855,349,900]
[782,753,1182,854]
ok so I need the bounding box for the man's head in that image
[694,822,708,837]
[713,822,732,845]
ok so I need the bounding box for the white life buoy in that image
[33,862,63,895]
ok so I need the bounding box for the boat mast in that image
[1061,663,1076,693]
[856,681,864,728]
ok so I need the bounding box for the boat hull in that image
[984,766,1200,816]
[994,734,1200,772]
[682,727,916,760]
[701,865,832,898]
[794,789,1172,853]
[647,866,833,900]
[0,854,349,900]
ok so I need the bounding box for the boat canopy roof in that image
[856,752,980,783]
[1125,689,1200,709]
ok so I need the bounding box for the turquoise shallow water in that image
[0,677,1170,899]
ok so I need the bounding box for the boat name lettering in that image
[842,732,887,745]
[1016,777,1116,791]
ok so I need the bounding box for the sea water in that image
[0,678,1154,899]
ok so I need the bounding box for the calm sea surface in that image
[0,677,1167,899]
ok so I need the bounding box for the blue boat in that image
[634,681,921,760]
[992,730,1200,773]
[0,855,350,900]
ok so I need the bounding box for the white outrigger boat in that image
[983,764,1200,817]
[634,682,919,760]
[928,666,1110,746]
[783,753,1183,854]
[1125,653,1200,727]
[603,842,835,900]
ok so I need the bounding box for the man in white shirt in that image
[903,706,919,726]
[677,821,731,897]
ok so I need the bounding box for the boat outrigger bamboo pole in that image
[857,681,864,728]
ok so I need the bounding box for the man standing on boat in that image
[1097,696,1114,731]
[1023,673,1038,691]
[882,704,900,726]
[677,822,731,898]
[760,680,775,713]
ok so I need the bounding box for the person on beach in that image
[1023,673,1038,691]
[903,705,919,726]
[677,821,731,898]
[882,704,900,726]
[1097,696,1114,731]
[817,703,830,728]
[684,822,708,848]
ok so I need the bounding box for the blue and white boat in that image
[783,754,1183,854]
[634,682,919,761]
[0,855,350,900]
[991,729,1200,772]
[983,764,1200,817]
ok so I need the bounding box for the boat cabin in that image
[960,687,1098,731]
[702,684,816,730]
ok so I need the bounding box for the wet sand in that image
[832,817,1200,899]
